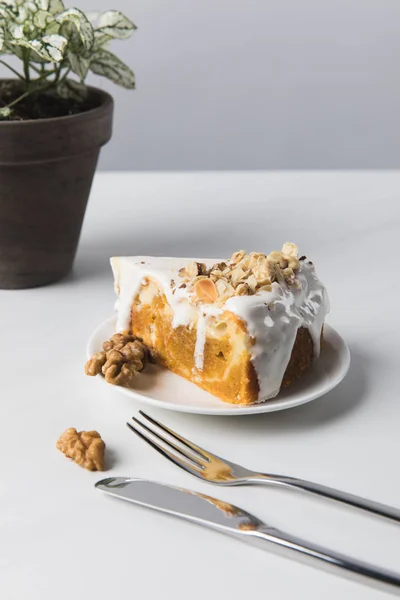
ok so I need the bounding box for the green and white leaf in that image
[0,4,13,19]
[0,1,136,99]
[32,0,64,12]
[33,8,53,29]
[41,32,65,59]
[57,76,87,101]
[90,48,134,88]
[95,10,136,40]
[56,7,93,51]
[85,11,99,23]
[93,29,112,49]
[12,4,30,24]
[43,16,58,35]
[10,32,67,61]
[33,0,49,10]
[24,0,38,13]
[7,21,24,39]
[48,0,64,14]
[0,106,12,117]
[22,19,36,37]
[66,49,89,79]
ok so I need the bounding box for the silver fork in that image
[127,410,400,523]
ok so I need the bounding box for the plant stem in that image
[22,50,31,88]
[29,63,42,75]
[58,67,71,85]
[0,60,25,81]
[4,89,32,110]
[30,64,57,77]
[53,66,62,84]
[32,69,58,84]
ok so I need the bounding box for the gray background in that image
[2,0,400,170]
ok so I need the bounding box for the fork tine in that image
[138,410,211,462]
[126,422,204,477]
[128,417,205,470]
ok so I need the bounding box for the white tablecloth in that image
[2,171,400,600]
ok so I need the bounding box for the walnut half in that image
[85,351,106,376]
[56,428,105,471]
[85,333,154,389]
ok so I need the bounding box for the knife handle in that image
[247,526,400,594]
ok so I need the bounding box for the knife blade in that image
[96,476,262,532]
[96,477,400,595]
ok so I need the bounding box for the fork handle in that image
[251,474,400,523]
[249,526,400,594]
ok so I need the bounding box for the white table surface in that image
[2,171,400,600]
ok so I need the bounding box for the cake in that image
[110,244,329,405]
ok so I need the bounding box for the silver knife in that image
[96,477,400,595]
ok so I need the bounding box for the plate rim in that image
[87,316,351,416]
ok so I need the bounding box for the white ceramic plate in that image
[87,316,350,416]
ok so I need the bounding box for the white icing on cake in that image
[110,255,329,402]
[193,305,222,371]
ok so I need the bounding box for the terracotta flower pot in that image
[0,83,113,289]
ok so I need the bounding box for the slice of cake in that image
[110,244,329,404]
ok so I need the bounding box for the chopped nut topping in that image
[230,250,246,264]
[283,267,296,284]
[216,278,235,296]
[245,273,258,292]
[209,269,224,281]
[252,261,271,286]
[177,242,300,305]
[267,251,288,269]
[179,261,207,279]
[194,278,218,303]
[235,282,251,296]
[230,266,247,283]
[282,242,298,257]
[215,278,236,305]
[56,428,105,471]
[85,333,154,388]
[248,252,267,270]
[213,262,228,272]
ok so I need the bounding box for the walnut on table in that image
[85,332,154,388]
[56,428,105,471]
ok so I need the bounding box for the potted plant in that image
[0,0,135,289]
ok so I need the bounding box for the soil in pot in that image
[0,80,100,121]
